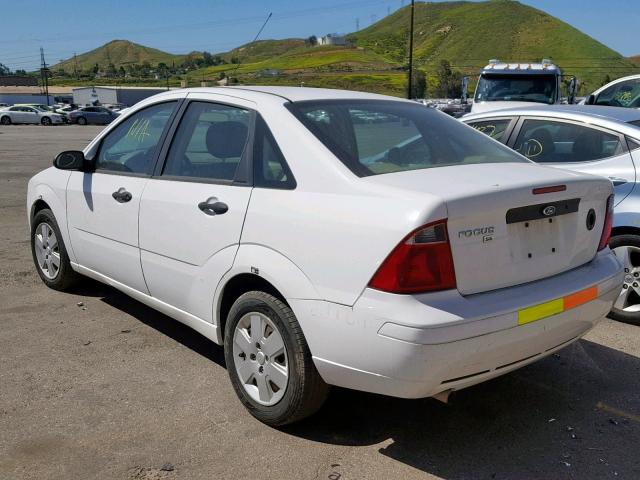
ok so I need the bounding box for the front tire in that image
[41,116,52,126]
[609,234,640,325]
[0,115,11,125]
[31,209,79,291]
[76,116,87,125]
[224,291,330,426]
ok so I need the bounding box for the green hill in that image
[53,40,186,72]
[348,0,638,94]
[50,1,640,96]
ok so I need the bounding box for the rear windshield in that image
[286,100,527,177]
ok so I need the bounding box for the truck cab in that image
[471,59,572,114]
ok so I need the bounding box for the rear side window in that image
[162,102,250,182]
[287,100,525,177]
[513,119,623,163]
[466,119,513,142]
[253,115,295,189]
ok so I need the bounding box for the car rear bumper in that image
[290,250,623,399]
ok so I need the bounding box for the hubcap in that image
[232,312,289,406]
[34,222,60,280]
[612,245,640,313]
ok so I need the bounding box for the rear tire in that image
[30,208,79,291]
[224,291,330,426]
[0,115,10,125]
[76,116,87,125]
[609,234,640,325]
[41,116,52,126]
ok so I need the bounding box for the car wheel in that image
[31,208,79,291]
[609,234,640,325]
[0,115,11,125]
[41,116,52,126]
[77,116,87,125]
[224,291,330,426]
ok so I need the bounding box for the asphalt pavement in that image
[0,125,638,480]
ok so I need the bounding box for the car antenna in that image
[230,12,272,84]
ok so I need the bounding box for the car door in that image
[509,117,636,205]
[138,95,254,321]
[24,107,40,124]
[66,100,180,292]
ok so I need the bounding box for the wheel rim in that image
[42,117,51,125]
[612,245,640,313]
[1,117,9,125]
[34,222,60,280]
[232,312,289,406]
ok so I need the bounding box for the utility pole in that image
[407,0,415,99]
[40,47,50,106]
[356,17,359,31]
[73,52,79,79]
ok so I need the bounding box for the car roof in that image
[176,86,406,103]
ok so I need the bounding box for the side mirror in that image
[53,150,85,170]
[586,94,596,105]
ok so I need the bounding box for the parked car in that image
[463,105,640,323]
[68,106,119,125]
[28,87,623,425]
[0,105,64,125]
[584,74,640,109]
[0,102,9,109]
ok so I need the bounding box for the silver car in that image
[463,105,640,324]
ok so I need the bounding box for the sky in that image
[0,0,638,71]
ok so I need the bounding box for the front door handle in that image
[608,176,628,186]
[198,197,228,216]
[112,188,132,203]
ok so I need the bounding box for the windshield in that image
[31,106,48,112]
[286,100,527,177]
[474,73,557,104]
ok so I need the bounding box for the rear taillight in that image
[598,194,614,251]
[369,220,456,294]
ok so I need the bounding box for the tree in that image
[435,59,463,98]
[218,71,226,80]
[106,63,117,77]
[203,51,214,66]
[118,66,126,77]
[307,35,318,46]
[409,69,427,99]
[92,63,100,74]
[230,57,240,64]
[0,63,10,75]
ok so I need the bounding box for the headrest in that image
[206,121,248,159]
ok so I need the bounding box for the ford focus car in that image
[27,87,623,425]
[463,105,640,324]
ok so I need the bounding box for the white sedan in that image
[27,86,623,425]
[0,105,64,125]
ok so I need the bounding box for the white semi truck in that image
[470,59,577,114]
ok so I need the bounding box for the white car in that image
[584,74,640,109]
[0,105,64,125]
[27,87,624,425]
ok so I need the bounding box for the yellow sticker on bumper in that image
[517,285,599,325]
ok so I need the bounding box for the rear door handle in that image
[198,197,228,216]
[112,188,132,203]
[608,176,628,186]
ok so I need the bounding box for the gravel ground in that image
[0,125,639,480]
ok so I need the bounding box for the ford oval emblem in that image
[542,205,556,216]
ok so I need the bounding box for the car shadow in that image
[69,279,639,479]
[283,339,640,479]
[69,278,225,368]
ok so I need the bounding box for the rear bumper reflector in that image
[518,285,598,325]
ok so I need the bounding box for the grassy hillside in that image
[53,40,185,72]
[348,0,638,93]
[50,1,640,97]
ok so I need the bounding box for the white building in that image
[317,34,349,46]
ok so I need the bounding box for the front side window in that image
[474,74,557,105]
[287,100,525,177]
[95,101,177,174]
[162,102,250,181]
[513,119,622,163]
[596,79,640,108]
[466,118,513,142]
